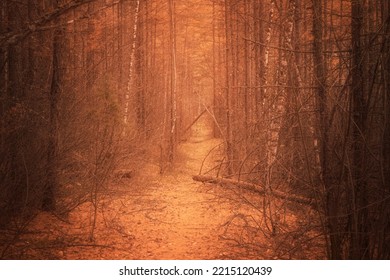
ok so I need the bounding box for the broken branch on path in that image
[192,175,313,206]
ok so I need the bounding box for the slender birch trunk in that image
[224,0,234,175]
[168,0,177,163]
[124,0,140,128]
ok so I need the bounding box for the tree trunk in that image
[42,27,62,212]
[224,0,234,175]
[312,0,341,259]
[349,0,369,259]
[124,0,140,127]
[168,0,177,163]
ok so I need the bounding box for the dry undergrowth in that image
[0,116,326,259]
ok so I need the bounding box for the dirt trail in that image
[115,115,240,259]
[2,115,256,260]
[109,115,324,259]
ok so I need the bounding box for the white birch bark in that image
[263,0,275,167]
[124,0,140,126]
[266,0,295,168]
[168,0,177,161]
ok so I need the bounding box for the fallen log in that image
[192,175,313,206]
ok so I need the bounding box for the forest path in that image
[110,114,324,260]
[115,115,241,259]
[4,114,256,260]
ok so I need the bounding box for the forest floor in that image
[1,115,326,260]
